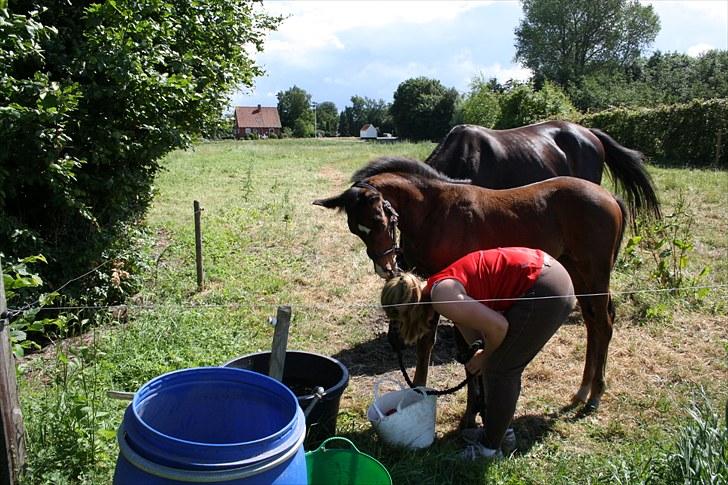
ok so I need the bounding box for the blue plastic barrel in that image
[113,367,307,484]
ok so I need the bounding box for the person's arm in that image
[430,278,508,375]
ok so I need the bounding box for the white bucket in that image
[366,378,437,449]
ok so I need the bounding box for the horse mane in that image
[351,156,468,184]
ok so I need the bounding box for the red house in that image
[234,105,282,138]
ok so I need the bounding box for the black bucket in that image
[223,351,349,449]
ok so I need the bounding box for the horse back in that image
[420,177,624,272]
[426,121,605,189]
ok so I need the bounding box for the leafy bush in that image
[580,99,728,167]
[0,3,279,305]
[608,389,727,485]
[22,338,118,483]
[2,255,64,357]
[618,194,710,321]
[496,81,578,129]
[668,390,728,484]
[460,87,501,128]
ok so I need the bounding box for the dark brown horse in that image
[314,157,627,418]
[426,121,660,221]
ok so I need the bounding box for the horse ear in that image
[313,194,345,210]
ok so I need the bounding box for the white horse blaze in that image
[357,224,371,235]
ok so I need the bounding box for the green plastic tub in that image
[305,437,391,485]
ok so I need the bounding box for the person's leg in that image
[481,258,575,449]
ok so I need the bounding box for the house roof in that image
[235,106,282,128]
[361,124,372,130]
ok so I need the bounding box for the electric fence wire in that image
[6,285,728,315]
[4,254,727,317]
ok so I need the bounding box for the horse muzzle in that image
[369,247,402,279]
[374,262,400,279]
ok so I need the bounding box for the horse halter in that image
[352,181,402,267]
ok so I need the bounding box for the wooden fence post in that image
[716,130,722,167]
[193,200,204,291]
[0,259,26,484]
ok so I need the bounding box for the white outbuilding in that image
[359,124,378,139]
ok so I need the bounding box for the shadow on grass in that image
[324,426,494,485]
[331,322,462,378]
[427,398,596,459]
[325,397,596,483]
[505,401,596,454]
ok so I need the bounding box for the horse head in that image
[313,181,401,279]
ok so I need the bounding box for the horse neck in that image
[376,177,438,232]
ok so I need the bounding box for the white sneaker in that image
[502,428,517,456]
[458,442,503,461]
[460,427,516,454]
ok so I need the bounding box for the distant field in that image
[19,139,727,484]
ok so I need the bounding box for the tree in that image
[515,0,660,86]
[338,110,352,137]
[276,85,313,132]
[567,50,728,111]
[315,101,338,136]
[496,81,577,129]
[363,97,394,134]
[390,77,458,141]
[0,2,279,297]
[692,50,728,100]
[337,96,393,136]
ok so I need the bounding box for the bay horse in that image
[314,157,627,423]
[425,121,660,222]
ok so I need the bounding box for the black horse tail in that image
[589,128,661,222]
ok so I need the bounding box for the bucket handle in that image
[372,377,406,401]
[371,377,407,420]
[372,378,430,420]
[315,436,360,453]
[303,386,325,418]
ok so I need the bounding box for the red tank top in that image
[424,247,545,312]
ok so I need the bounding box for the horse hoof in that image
[585,399,600,413]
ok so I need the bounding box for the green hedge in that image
[579,99,728,167]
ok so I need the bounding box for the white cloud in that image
[475,63,532,84]
[642,0,728,24]
[687,43,716,57]
[259,1,492,66]
[671,0,727,22]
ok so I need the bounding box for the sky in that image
[230,1,728,111]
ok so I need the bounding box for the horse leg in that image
[413,313,439,386]
[588,293,615,409]
[454,330,484,429]
[574,290,614,410]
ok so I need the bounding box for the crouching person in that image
[380,247,575,459]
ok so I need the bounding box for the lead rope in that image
[390,334,483,396]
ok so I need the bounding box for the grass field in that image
[18,139,727,484]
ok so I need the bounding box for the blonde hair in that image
[380,273,433,344]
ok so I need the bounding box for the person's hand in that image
[465,349,486,376]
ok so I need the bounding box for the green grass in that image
[17,139,727,484]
